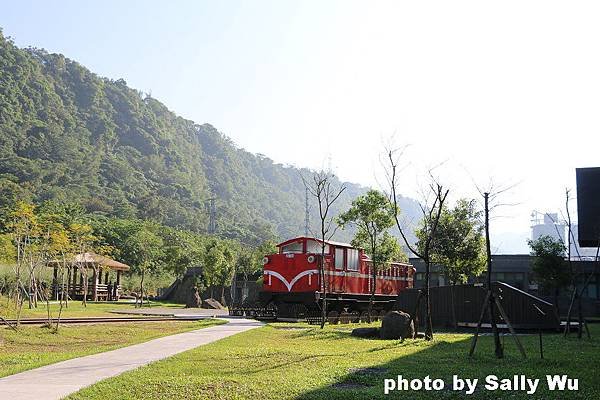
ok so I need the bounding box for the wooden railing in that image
[53,283,123,301]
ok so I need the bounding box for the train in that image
[231,236,415,322]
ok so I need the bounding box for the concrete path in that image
[110,306,229,318]
[0,318,262,400]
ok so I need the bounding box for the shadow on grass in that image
[295,331,598,400]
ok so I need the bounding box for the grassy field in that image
[0,295,184,319]
[68,322,600,400]
[0,319,224,378]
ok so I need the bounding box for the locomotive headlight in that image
[262,256,269,265]
[307,255,315,263]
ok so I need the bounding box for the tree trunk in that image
[368,265,376,323]
[221,285,226,306]
[139,270,145,308]
[320,253,327,329]
[424,259,433,340]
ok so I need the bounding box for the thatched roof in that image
[49,252,130,271]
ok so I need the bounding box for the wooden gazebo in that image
[49,253,130,301]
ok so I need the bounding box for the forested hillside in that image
[0,30,420,245]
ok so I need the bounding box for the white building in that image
[530,211,598,260]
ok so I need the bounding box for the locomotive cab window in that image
[334,248,344,270]
[347,249,359,271]
[281,241,303,254]
[306,240,329,254]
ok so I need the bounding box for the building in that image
[411,255,600,316]
[411,255,533,291]
[531,211,597,260]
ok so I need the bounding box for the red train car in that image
[258,236,415,321]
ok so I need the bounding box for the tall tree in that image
[528,235,569,315]
[125,223,164,307]
[338,190,401,321]
[203,240,236,305]
[235,240,277,304]
[69,223,98,307]
[385,148,449,340]
[7,201,40,324]
[418,199,486,285]
[303,170,346,328]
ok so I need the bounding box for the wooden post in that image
[72,266,77,296]
[116,270,122,300]
[469,291,491,357]
[92,268,98,302]
[494,296,526,358]
[52,265,59,300]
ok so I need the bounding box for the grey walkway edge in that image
[0,317,262,400]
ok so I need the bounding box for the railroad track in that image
[1,316,208,325]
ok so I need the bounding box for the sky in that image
[2,1,599,253]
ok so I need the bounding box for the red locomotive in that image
[254,236,415,322]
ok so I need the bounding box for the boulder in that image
[203,298,226,310]
[351,327,380,338]
[379,310,414,340]
[185,286,202,308]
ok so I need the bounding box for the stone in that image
[203,298,226,310]
[379,310,414,340]
[185,286,202,308]
[350,327,380,338]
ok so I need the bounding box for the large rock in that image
[351,327,380,338]
[203,298,226,310]
[379,311,414,340]
[185,286,202,308]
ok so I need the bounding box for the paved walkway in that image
[110,306,230,318]
[0,318,262,400]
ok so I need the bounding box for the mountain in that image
[0,30,420,245]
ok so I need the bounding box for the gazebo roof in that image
[49,252,130,271]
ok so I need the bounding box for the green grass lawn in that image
[0,295,185,319]
[68,322,600,400]
[0,319,224,378]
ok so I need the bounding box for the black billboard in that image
[576,167,600,248]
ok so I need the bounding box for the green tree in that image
[125,223,164,307]
[203,240,236,305]
[338,190,400,320]
[7,201,40,323]
[235,240,277,304]
[69,222,98,307]
[528,235,569,314]
[418,199,486,285]
[0,233,16,264]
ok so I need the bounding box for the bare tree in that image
[302,170,346,329]
[384,148,448,340]
[561,189,595,339]
[469,180,522,359]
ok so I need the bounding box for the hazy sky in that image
[2,1,599,252]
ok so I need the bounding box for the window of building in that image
[347,249,359,271]
[335,248,344,270]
